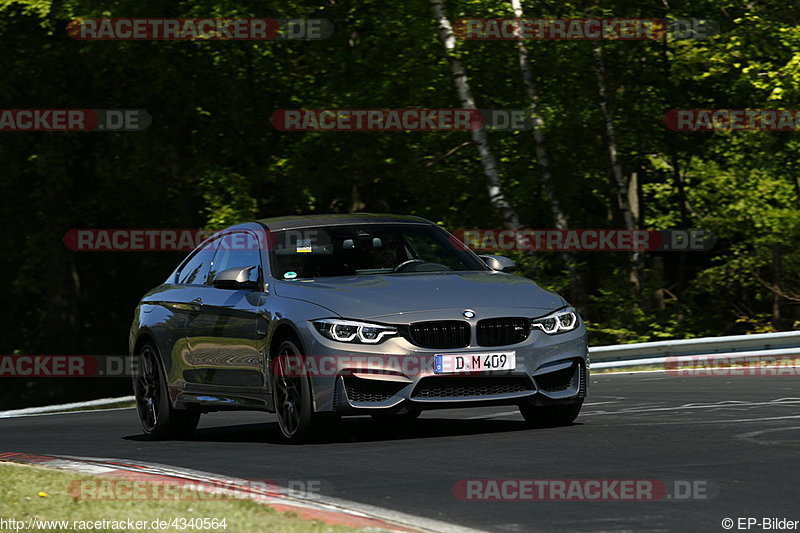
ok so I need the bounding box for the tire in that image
[519,399,583,428]
[133,341,200,439]
[271,336,334,443]
[371,407,421,425]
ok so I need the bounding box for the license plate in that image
[434,352,516,374]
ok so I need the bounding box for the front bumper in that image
[297,320,589,414]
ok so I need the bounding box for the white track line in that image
[0,406,135,419]
[0,396,135,419]
[32,454,486,533]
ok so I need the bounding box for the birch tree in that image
[430,0,522,229]
[509,0,568,232]
[593,45,642,289]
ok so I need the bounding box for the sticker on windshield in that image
[296,239,312,253]
[284,271,298,279]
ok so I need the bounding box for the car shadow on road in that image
[124,416,581,445]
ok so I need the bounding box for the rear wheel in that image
[133,341,199,439]
[272,337,334,443]
[519,400,583,428]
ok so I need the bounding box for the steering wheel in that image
[394,259,426,272]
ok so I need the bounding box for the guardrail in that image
[589,330,800,369]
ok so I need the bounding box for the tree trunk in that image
[508,1,583,305]
[658,1,691,291]
[772,243,783,329]
[592,45,641,290]
[593,46,635,231]
[508,0,567,231]
[430,0,521,230]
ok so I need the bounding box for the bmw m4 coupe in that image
[130,214,589,442]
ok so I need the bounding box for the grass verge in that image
[0,463,368,533]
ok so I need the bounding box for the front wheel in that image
[272,338,335,443]
[519,399,583,428]
[133,341,200,439]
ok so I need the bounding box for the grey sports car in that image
[130,214,588,442]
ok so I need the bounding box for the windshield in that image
[269,224,487,280]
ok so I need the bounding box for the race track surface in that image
[2,373,798,533]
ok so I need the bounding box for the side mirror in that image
[212,266,261,290]
[479,255,517,273]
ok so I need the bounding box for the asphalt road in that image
[2,373,799,533]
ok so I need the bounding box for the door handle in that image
[190,297,203,311]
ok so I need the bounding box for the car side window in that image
[208,232,262,283]
[177,240,217,285]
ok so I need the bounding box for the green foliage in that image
[0,0,798,409]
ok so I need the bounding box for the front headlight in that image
[531,307,579,335]
[313,319,397,344]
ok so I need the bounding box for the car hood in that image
[272,272,566,321]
